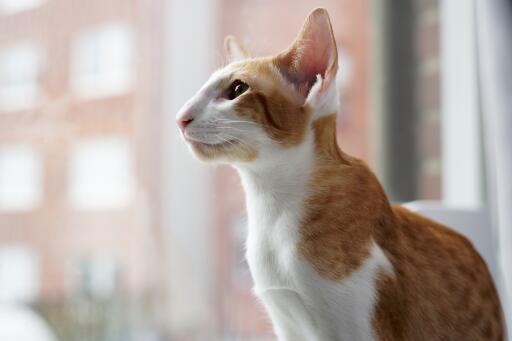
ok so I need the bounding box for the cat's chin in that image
[183,133,237,148]
[188,139,258,163]
[192,139,237,148]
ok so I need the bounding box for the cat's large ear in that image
[274,8,338,106]
[224,35,251,63]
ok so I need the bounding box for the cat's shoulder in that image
[390,204,477,249]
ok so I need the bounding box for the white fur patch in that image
[251,242,393,341]
[236,130,393,340]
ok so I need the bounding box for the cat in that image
[176,7,505,341]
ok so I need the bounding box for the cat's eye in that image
[228,80,249,100]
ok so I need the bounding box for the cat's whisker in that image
[212,118,294,136]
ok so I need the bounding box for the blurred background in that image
[0,0,510,340]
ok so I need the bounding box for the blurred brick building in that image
[415,0,442,199]
[0,0,166,320]
[0,0,442,340]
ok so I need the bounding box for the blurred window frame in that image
[0,245,40,303]
[440,0,483,207]
[0,145,42,212]
[0,0,45,15]
[0,43,43,112]
[70,21,135,99]
[68,136,134,210]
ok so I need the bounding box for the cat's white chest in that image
[245,201,301,291]
[236,138,391,340]
[245,210,390,341]
[249,233,389,340]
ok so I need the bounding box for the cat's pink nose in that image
[176,108,195,131]
[177,117,194,131]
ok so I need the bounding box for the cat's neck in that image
[235,131,315,227]
[235,114,393,234]
[235,114,340,197]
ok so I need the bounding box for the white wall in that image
[475,0,512,335]
[161,0,217,335]
[440,0,482,208]
[442,0,512,336]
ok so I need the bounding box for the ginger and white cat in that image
[176,8,504,341]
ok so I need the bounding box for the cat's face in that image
[177,8,338,164]
[176,58,310,163]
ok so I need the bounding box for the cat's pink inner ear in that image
[225,35,251,63]
[275,8,338,98]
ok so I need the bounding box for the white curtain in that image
[475,0,512,335]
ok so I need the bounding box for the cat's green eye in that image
[228,80,249,100]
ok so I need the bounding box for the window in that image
[69,137,134,210]
[0,145,42,211]
[0,246,39,303]
[0,43,42,112]
[0,0,45,15]
[77,256,118,299]
[71,22,134,99]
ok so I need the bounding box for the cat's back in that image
[373,205,504,341]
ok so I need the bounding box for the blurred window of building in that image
[71,22,134,99]
[78,256,118,299]
[0,43,42,112]
[0,145,42,211]
[69,137,134,210]
[0,246,40,303]
[0,0,45,15]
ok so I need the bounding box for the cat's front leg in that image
[257,288,329,341]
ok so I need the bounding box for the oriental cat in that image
[176,8,504,341]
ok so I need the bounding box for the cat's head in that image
[176,8,339,165]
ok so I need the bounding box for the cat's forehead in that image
[204,59,281,92]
